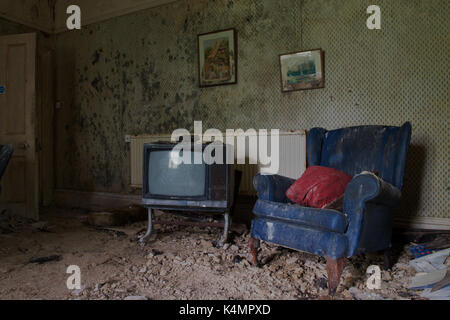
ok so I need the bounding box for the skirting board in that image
[54,189,450,230]
[394,216,450,231]
[54,189,141,211]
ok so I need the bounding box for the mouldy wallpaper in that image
[54,0,449,220]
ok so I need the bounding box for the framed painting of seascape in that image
[279,49,324,92]
[198,28,237,88]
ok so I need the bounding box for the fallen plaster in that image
[0,208,420,300]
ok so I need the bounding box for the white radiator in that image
[129,131,306,195]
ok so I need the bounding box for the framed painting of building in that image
[198,28,237,88]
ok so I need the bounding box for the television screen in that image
[148,149,206,197]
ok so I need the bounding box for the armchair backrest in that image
[307,123,411,190]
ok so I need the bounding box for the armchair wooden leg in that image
[248,237,260,266]
[326,257,346,296]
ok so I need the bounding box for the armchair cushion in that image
[251,218,348,259]
[286,166,352,208]
[253,200,348,233]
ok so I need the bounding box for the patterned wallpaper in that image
[297,0,449,220]
[51,0,448,219]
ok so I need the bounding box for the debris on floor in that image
[416,233,450,251]
[409,248,450,300]
[71,285,86,297]
[408,269,447,290]
[347,287,386,300]
[88,205,147,227]
[407,238,450,299]
[124,295,148,300]
[419,286,450,300]
[30,221,53,233]
[28,255,63,264]
[0,207,439,300]
[430,269,450,292]
[409,248,450,273]
[409,245,440,258]
[0,210,35,234]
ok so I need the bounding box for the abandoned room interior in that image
[0,0,448,303]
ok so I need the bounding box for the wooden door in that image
[0,33,38,220]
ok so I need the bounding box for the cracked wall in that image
[54,0,448,219]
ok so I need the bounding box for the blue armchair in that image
[249,123,412,295]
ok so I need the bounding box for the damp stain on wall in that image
[54,0,299,194]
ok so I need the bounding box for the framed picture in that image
[198,28,237,88]
[279,49,324,92]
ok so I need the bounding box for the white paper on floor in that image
[409,248,450,273]
[408,269,448,289]
[420,286,450,300]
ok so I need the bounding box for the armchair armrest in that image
[344,172,401,208]
[343,172,401,256]
[253,174,295,203]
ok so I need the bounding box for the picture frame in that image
[279,49,324,92]
[197,28,237,88]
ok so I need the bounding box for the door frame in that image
[36,33,55,207]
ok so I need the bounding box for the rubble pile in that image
[78,216,417,300]
[0,208,423,300]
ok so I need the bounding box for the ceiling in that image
[0,0,178,34]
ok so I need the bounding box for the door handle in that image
[19,142,30,150]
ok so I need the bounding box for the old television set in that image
[142,141,235,212]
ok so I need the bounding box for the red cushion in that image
[286,166,352,209]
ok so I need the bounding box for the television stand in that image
[139,207,231,247]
